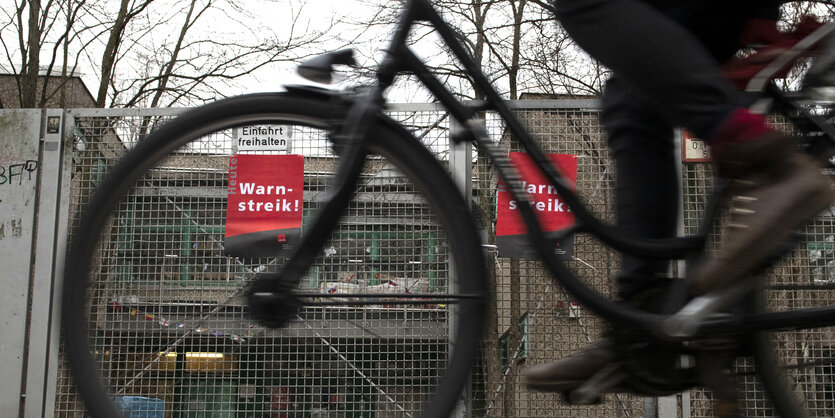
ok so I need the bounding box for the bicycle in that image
[62,0,835,416]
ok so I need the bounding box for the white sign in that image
[569,301,581,318]
[681,129,711,162]
[236,125,290,151]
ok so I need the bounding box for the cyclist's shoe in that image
[524,339,616,391]
[689,130,834,295]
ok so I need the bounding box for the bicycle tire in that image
[63,92,487,417]
[752,303,811,418]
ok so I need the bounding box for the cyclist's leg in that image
[525,77,679,391]
[554,0,741,137]
[588,0,771,298]
[602,76,678,301]
[554,0,834,294]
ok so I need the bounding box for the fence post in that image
[659,128,688,418]
[449,116,473,417]
[450,116,473,200]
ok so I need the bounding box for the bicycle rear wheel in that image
[63,92,487,417]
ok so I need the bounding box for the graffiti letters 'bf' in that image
[0,160,38,186]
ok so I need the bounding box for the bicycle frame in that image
[277,0,835,339]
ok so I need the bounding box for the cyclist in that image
[525,0,834,391]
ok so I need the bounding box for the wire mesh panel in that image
[55,101,835,418]
[468,99,646,418]
[681,115,835,418]
[57,105,464,417]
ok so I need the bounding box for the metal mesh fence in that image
[468,102,644,418]
[681,115,835,418]
[57,106,461,417]
[55,101,835,417]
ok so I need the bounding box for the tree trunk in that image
[96,0,132,107]
[21,0,40,108]
[508,0,527,100]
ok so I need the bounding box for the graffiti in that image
[0,217,23,240]
[0,160,38,186]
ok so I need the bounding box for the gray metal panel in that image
[0,109,42,415]
[24,109,68,418]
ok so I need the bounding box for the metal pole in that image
[448,116,473,417]
[668,128,689,418]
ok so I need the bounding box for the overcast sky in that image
[230,0,383,96]
[225,0,443,102]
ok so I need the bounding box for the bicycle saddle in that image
[297,48,357,84]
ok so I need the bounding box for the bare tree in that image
[0,0,72,107]
[775,1,835,90]
[20,0,42,108]
[339,0,604,101]
[1,0,339,108]
[92,0,152,107]
[100,0,336,107]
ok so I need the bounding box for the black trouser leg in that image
[554,0,779,298]
[602,77,679,299]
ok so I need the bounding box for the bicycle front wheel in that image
[62,92,487,417]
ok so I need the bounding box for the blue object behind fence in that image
[115,396,164,418]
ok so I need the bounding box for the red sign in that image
[496,153,577,259]
[225,154,304,257]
